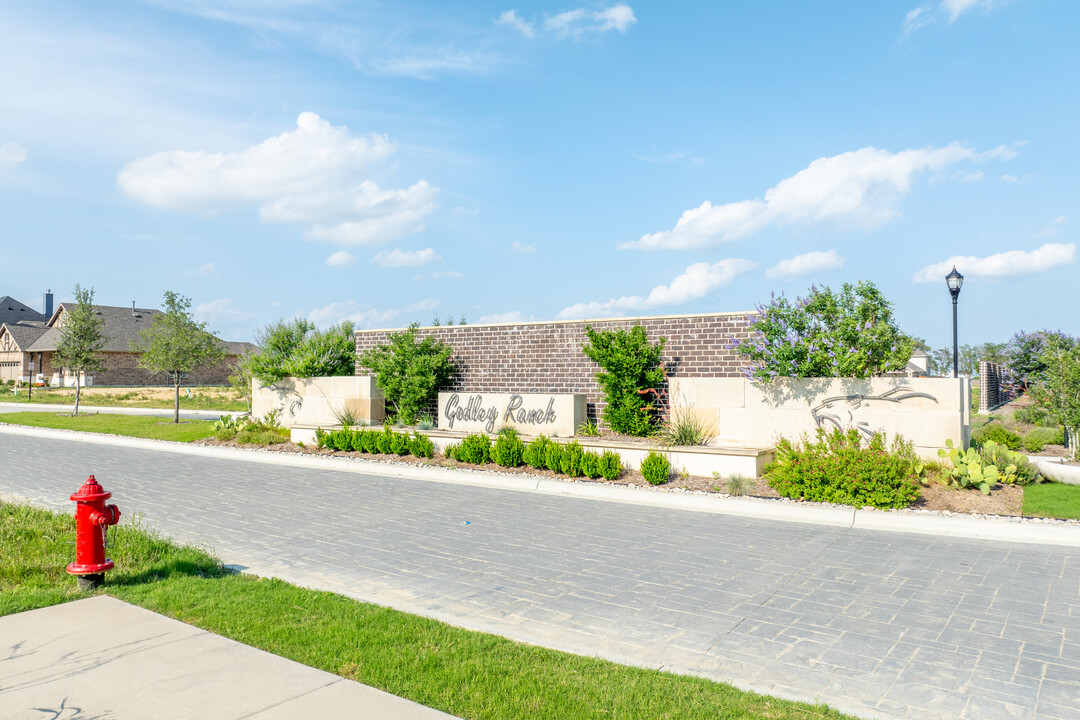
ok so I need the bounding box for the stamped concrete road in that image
[2,431,1078,720]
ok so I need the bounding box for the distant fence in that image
[979,360,1017,413]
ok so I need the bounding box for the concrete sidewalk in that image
[0,596,457,720]
[0,401,244,421]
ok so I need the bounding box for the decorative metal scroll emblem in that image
[810,387,938,439]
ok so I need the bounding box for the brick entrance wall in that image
[354,312,757,423]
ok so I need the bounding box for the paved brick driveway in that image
[2,432,1078,720]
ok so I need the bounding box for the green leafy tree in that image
[732,281,914,382]
[52,284,105,416]
[241,318,355,385]
[581,325,666,436]
[1028,333,1080,461]
[131,291,225,423]
[357,323,456,424]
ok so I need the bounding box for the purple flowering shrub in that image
[729,281,914,383]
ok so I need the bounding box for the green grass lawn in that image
[0,412,216,441]
[0,501,850,720]
[1,386,248,412]
[1023,483,1080,521]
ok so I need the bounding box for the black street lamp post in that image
[946,266,964,378]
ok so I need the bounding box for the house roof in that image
[28,304,164,353]
[0,322,49,351]
[22,304,255,356]
[0,296,46,326]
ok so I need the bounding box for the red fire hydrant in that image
[66,475,121,590]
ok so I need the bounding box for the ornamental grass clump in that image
[765,428,921,509]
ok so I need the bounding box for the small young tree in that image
[52,284,105,416]
[1028,333,1080,460]
[357,323,456,424]
[581,325,667,436]
[132,291,224,423]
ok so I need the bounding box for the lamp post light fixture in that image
[946,266,964,378]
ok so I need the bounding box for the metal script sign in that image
[438,392,586,437]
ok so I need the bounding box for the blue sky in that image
[0,0,1076,349]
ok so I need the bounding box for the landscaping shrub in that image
[350,429,368,452]
[581,451,602,478]
[1014,404,1054,427]
[640,450,671,485]
[581,325,666,436]
[456,433,492,465]
[972,424,1022,450]
[237,428,288,446]
[357,323,457,424]
[376,427,394,454]
[362,429,379,453]
[492,428,525,467]
[600,450,622,480]
[766,428,921,509]
[523,435,551,469]
[444,442,460,460]
[391,431,410,456]
[410,432,435,459]
[731,281,914,382]
[1023,426,1065,452]
[243,317,356,385]
[214,428,237,442]
[559,441,585,477]
[544,442,563,472]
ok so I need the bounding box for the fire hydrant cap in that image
[70,475,112,502]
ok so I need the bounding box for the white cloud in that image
[624,143,1017,251]
[557,259,755,320]
[943,0,982,22]
[308,298,439,328]
[1034,215,1067,238]
[0,142,28,173]
[496,10,534,37]
[478,311,527,324]
[118,112,436,247]
[194,298,254,328]
[765,250,845,280]
[904,0,992,33]
[326,250,357,267]
[1000,174,1020,183]
[413,270,466,282]
[511,241,536,253]
[372,247,440,267]
[189,262,219,277]
[913,243,1076,283]
[516,4,637,39]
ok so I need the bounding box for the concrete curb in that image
[1027,455,1080,485]
[2,422,1079,547]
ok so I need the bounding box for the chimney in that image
[132,301,136,316]
[43,289,53,318]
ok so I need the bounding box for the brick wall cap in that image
[356,310,758,335]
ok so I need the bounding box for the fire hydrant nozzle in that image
[67,475,121,590]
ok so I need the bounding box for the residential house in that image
[0,291,254,386]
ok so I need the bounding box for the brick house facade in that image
[0,300,252,386]
[354,312,757,422]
